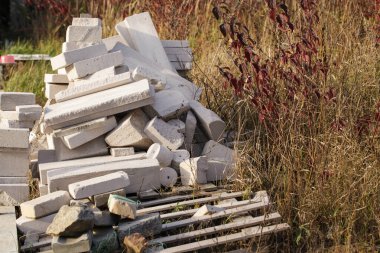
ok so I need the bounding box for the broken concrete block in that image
[189,100,226,141]
[0,92,35,111]
[75,66,116,84]
[72,17,101,26]
[66,25,102,43]
[16,213,56,234]
[202,140,235,162]
[179,156,208,186]
[0,190,20,206]
[94,210,120,227]
[110,147,135,157]
[167,119,186,133]
[0,128,29,148]
[47,159,160,194]
[108,194,136,219]
[122,12,175,72]
[16,104,42,113]
[52,231,92,253]
[132,65,166,91]
[68,171,130,199]
[0,110,41,121]
[66,51,123,80]
[123,233,147,253]
[44,74,69,84]
[20,191,71,219]
[0,207,19,253]
[207,159,235,182]
[171,149,190,170]
[45,83,68,99]
[144,117,184,150]
[105,109,152,149]
[47,135,108,161]
[46,205,94,237]
[146,143,173,167]
[91,188,126,207]
[192,204,225,217]
[50,43,107,70]
[0,149,29,176]
[62,116,116,149]
[56,72,133,102]
[92,227,119,253]
[160,167,178,187]
[144,90,189,120]
[117,213,161,240]
[44,79,154,129]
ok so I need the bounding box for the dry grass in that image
[2,0,379,251]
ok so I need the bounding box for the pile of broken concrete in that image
[0,12,237,252]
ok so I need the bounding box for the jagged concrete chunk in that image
[20,191,71,219]
[105,109,152,149]
[146,143,173,167]
[117,213,161,241]
[94,210,120,227]
[66,51,123,80]
[50,43,107,70]
[108,194,136,219]
[189,100,226,141]
[62,116,116,149]
[0,149,29,177]
[66,25,102,43]
[179,156,208,186]
[0,207,18,253]
[202,140,235,162]
[52,231,92,253]
[44,79,154,129]
[144,90,189,120]
[160,167,178,187]
[46,205,94,237]
[0,92,35,111]
[144,117,184,150]
[68,171,130,199]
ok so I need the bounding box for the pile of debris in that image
[0,12,289,253]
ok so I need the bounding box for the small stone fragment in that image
[108,194,137,219]
[192,204,225,217]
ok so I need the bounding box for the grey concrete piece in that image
[45,83,68,100]
[44,79,154,129]
[68,171,130,199]
[179,156,208,186]
[171,149,190,171]
[52,231,92,253]
[91,188,126,207]
[167,119,186,133]
[207,159,235,182]
[72,17,101,26]
[16,213,56,234]
[0,149,29,177]
[0,119,35,129]
[16,104,42,113]
[110,147,135,157]
[66,51,123,80]
[202,140,235,162]
[0,177,27,184]
[146,143,173,167]
[66,25,102,43]
[20,191,71,219]
[144,117,184,150]
[0,206,18,253]
[160,167,178,187]
[0,92,35,111]
[0,184,29,203]
[62,116,117,149]
[47,159,160,194]
[94,210,120,227]
[44,74,69,83]
[0,128,29,148]
[38,150,57,164]
[117,213,161,241]
[0,110,41,121]
[105,108,152,149]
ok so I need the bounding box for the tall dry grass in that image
[4,0,380,251]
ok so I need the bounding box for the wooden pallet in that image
[137,188,289,252]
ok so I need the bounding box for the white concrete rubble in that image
[0,119,35,129]
[16,213,56,234]
[160,167,178,187]
[66,25,102,43]
[202,140,235,162]
[0,149,29,177]
[45,83,68,100]
[0,183,29,203]
[68,171,130,199]
[20,191,71,219]
[44,74,69,83]
[144,117,184,150]
[52,231,92,253]
[62,41,100,52]
[189,100,226,141]
[91,188,126,207]
[146,143,173,167]
[72,17,101,26]
[132,65,166,91]
[0,92,35,111]
[110,147,135,157]
[105,109,153,149]
[52,117,108,138]
[179,156,208,186]
[0,110,41,121]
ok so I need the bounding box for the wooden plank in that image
[161,40,190,48]
[161,197,268,220]
[151,212,281,244]
[161,201,271,231]
[157,223,290,253]
[137,191,247,215]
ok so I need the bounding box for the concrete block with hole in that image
[45,83,68,100]
[171,149,190,171]
[160,167,178,187]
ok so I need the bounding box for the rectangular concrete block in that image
[66,25,102,43]
[20,191,71,218]
[16,213,56,234]
[110,147,135,157]
[0,92,35,111]
[0,128,29,148]
[48,159,160,193]
[62,41,100,52]
[144,117,184,150]
[52,231,92,253]
[91,188,126,207]
[44,79,154,129]
[55,72,133,102]
[62,116,116,149]
[68,171,130,199]
[0,119,35,129]
[65,51,123,80]
[52,117,108,138]
[45,83,68,100]
[16,104,42,113]
[44,74,69,84]
[102,35,127,51]
[0,207,19,252]
[0,149,29,176]
[179,156,208,186]
[108,194,136,219]
[74,66,116,84]
[132,65,166,90]
[0,183,29,203]
[50,43,107,70]
[72,17,101,26]
[39,184,49,196]
[0,110,41,121]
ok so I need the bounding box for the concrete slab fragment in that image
[179,156,208,186]
[91,188,126,207]
[16,213,56,234]
[44,74,69,84]
[72,17,101,26]
[66,25,102,43]
[0,128,29,148]
[0,110,41,121]
[144,117,184,150]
